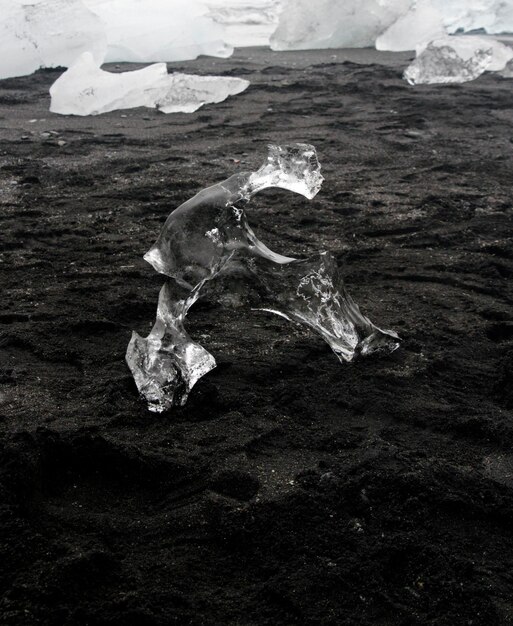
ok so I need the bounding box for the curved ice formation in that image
[0,0,106,80]
[404,35,513,85]
[83,0,232,63]
[50,52,250,116]
[127,144,400,413]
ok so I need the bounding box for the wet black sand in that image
[1,47,513,625]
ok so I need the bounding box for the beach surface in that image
[1,47,513,625]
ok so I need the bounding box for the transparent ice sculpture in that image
[127,144,400,412]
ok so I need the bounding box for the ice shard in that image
[49,52,250,116]
[376,0,446,52]
[83,0,232,63]
[0,0,106,80]
[127,282,216,413]
[127,144,399,412]
[253,251,399,362]
[404,35,513,85]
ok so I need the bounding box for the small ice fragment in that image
[126,282,216,412]
[49,52,250,116]
[404,35,513,85]
[0,0,106,80]
[245,144,324,200]
[376,0,446,52]
[128,144,400,412]
[156,73,250,114]
[255,251,400,363]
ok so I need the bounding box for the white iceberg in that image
[270,0,513,52]
[83,0,232,63]
[49,52,250,116]
[376,0,446,52]
[270,0,411,51]
[404,35,513,85]
[0,0,106,80]
[204,0,282,47]
[431,0,513,35]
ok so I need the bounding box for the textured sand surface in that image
[0,47,513,625]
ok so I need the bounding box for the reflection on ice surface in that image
[50,52,250,116]
[127,144,400,413]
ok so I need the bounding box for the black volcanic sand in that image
[1,47,513,625]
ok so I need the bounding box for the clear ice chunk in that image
[127,144,400,412]
[404,35,513,85]
[0,0,106,80]
[49,52,250,116]
[253,251,399,363]
[127,281,216,413]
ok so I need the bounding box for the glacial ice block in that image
[203,0,282,47]
[127,144,400,412]
[270,0,513,52]
[376,0,446,52]
[0,0,106,80]
[270,0,410,50]
[49,52,250,116]
[431,0,513,35]
[84,0,232,63]
[404,36,513,85]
